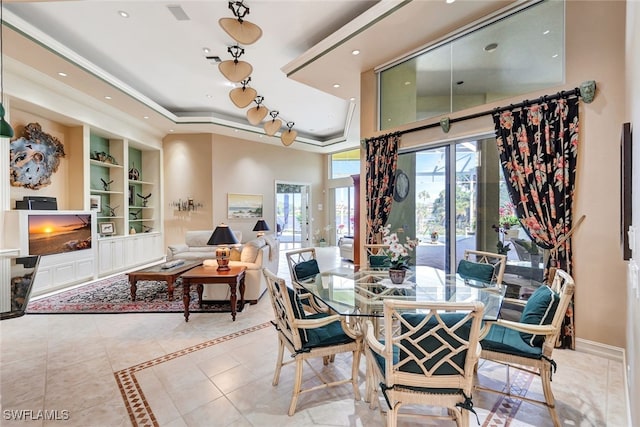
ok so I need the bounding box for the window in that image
[331,149,360,179]
[378,0,564,130]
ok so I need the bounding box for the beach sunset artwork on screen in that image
[28,214,92,256]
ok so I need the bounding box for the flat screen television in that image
[28,214,92,256]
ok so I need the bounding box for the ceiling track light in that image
[264,110,282,136]
[246,95,268,125]
[229,77,257,108]
[219,0,262,45]
[281,122,297,146]
[218,45,253,82]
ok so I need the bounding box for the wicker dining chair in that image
[458,249,507,284]
[364,299,485,427]
[364,244,391,270]
[263,268,362,416]
[476,268,575,427]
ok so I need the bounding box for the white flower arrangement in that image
[379,224,420,269]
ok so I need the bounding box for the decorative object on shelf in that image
[171,197,203,212]
[207,224,239,271]
[129,209,142,220]
[100,178,113,191]
[105,204,118,217]
[130,226,136,235]
[91,151,118,164]
[379,224,419,280]
[137,193,152,207]
[128,185,135,206]
[99,222,115,236]
[9,122,66,190]
[143,225,154,233]
[281,122,297,146]
[252,219,270,237]
[218,0,262,45]
[228,193,262,218]
[129,162,140,180]
[90,195,101,212]
[0,0,14,138]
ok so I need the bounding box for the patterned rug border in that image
[114,322,271,427]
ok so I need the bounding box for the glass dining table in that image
[295,266,506,323]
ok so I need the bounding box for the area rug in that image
[26,274,236,314]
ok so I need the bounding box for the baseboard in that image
[575,337,624,362]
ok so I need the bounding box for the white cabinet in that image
[98,237,125,276]
[97,232,163,276]
[31,250,96,296]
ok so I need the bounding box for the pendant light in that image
[0,0,15,138]
[229,77,257,108]
[246,96,268,125]
[218,45,252,82]
[219,1,262,45]
[281,122,297,146]
[263,110,282,136]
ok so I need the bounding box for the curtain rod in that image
[397,80,595,137]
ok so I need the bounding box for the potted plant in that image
[430,230,439,243]
[380,224,420,284]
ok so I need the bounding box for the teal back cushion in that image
[294,259,320,281]
[399,312,471,376]
[369,255,391,268]
[286,286,306,320]
[519,285,560,347]
[457,259,495,283]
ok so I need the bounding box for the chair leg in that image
[272,338,285,386]
[386,402,398,427]
[541,366,561,427]
[288,357,304,416]
[351,349,361,401]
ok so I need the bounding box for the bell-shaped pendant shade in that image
[247,105,268,125]
[218,60,253,82]
[219,18,262,45]
[281,129,297,146]
[229,86,257,108]
[264,119,282,136]
[0,103,14,138]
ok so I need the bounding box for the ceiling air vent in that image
[167,5,190,21]
[206,56,222,63]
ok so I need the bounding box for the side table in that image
[180,265,246,322]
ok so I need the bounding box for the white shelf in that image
[129,219,155,223]
[97,215,124,219]
[90,159,123,168]
[129,179,154,185]
[91,189,124,195]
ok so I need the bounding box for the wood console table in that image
[180,265,246,322]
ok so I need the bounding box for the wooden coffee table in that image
[180,265,246,322]
[127,261,201,301]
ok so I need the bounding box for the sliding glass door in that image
[275,182,310,249]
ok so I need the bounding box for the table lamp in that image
[252,219,270,237]
[207,224,239,271]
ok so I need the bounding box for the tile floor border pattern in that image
[114,322,271,427]
[481,368,531,427]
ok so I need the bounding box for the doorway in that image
[275,182,311,250]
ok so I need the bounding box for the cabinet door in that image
[98,240,114,275]
[112,238,125,271]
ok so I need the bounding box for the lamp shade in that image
[253,219,270,232]
[207,224,239,246]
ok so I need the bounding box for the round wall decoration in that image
[393,169,410,202]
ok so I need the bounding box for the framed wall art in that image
[99,222,115,236]
[621,122,632,260]
[90,195,101,212]
[228,193,263,219]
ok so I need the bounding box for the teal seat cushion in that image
[302,315,354,349]
[294,259,320,281]
[519,285,559,346]
[369,255,391,269]
[481,324,543,359]
[457,259,495,283]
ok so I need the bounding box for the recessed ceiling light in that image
[351,49,360,56]
[349,97,356,101]
[543,30,550,35]
[446,0,456,4]
[118,10,129,18]
[143,116,149,119]
[104,96,112,100]
[203,47,210,54]
[206,94,213,99]
[552,53,559,58]
[333,83,340,88]
[57,72,67,77]
[404,81,411,86]
[484,43,498,52]
[169,129,174,132]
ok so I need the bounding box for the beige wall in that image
[163,133,326,246]
[626,0,639,425]
[360,1,628,349]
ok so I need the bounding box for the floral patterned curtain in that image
[493,96,579,349]
[365,133,400,244]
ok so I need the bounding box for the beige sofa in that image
[166,230,279,304]
[338,236,354,261]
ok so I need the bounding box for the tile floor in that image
[0,247,630,426]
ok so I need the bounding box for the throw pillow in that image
[519,285,560,347]
[457,259,495,283]
[240,241,261,263]
[294,259,320,281]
